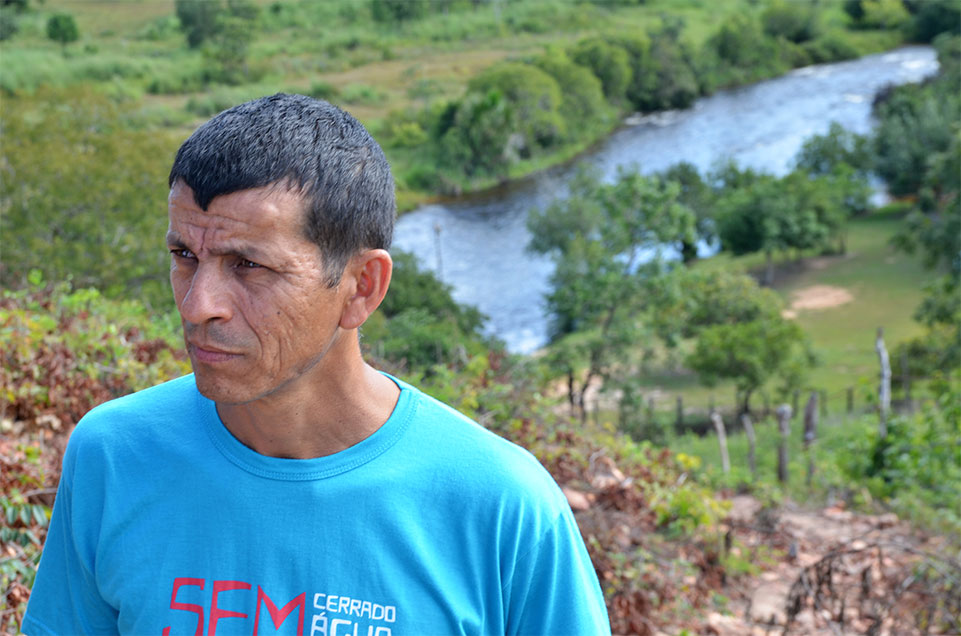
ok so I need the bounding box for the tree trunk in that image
[741,413,757,481]
[876,327,891,439]
[710,409,731,474]
[777,404,792,484]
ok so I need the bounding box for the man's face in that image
[167,181,351,405]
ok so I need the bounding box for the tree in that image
[687,316,813,415]
[175,0,221,48]
[370,0,428,24]
[761,1,820,44]
[528,166,696,420]
[569,37,632,104]
[657,162,715,263]
[46,13,78,52]
[532,50,612,137]
[438,90,515,178]
[467,62,565,153]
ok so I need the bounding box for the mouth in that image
[188,342,241,364]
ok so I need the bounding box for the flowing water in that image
[393,46,938,353]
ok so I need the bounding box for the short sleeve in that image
[22,452,118,634]
[505,507,611,636]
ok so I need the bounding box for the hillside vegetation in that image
[2,0,960,633]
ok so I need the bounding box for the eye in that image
[238,258,262,269]
[170,248,195,259]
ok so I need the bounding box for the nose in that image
[177,263,233,325]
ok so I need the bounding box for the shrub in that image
[532,50,611,136]
[761,1,820,44]
[569,37,632,103]
[467,61,565,151]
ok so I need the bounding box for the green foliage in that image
[467,62,565,153]
[569,37,632,103]
[761,1,820,44]
[528,166,696,418]
[532,49,612,137]
[175,0,222,48]
[362,250,488,371]
[45,12,78,50]
[438,89,515,178]
[0,88,178,308]
[641,27,700,110]
[649,269,783,346]
[341,82,387,106]
[687,317,813,411]
[715,166,859,274]
[370,0,428,24]
[875,36,961,374]
[906,0,961,42]
[794,122,872,177]
[1,278,188,427]
[850,379,961,535]
[657,161,715,262]
[0,8,18,41]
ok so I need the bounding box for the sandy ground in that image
[783,285,854,319]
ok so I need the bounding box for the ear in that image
[340,249,392,330]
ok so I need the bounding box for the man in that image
[23,94,610,635]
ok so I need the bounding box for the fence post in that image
[847,387,854,414]
[741,413,757,481]
[876,327,891,440]
[710,409,731,474]
[777,404,792,484]
[804,391,818,487]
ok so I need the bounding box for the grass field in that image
[630,211,931,419]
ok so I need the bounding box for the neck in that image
[215,338,400,459]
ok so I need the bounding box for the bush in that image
[467,62,565,152]
[569,37,632,103]
[761,1,820,44]
[46,13,79,49]
[307,80,339,100]
[802,32,861,64]
[341,82,386,105]
[532,50,611,136]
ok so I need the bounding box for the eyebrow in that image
[165,231,271,263]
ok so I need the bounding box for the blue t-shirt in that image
[23,374,610,635]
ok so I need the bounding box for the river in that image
[392,46,938,353]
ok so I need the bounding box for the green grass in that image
[631,213,931,418]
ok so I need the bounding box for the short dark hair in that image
[168,93,395,286]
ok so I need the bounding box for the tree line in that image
[525,32,960,430]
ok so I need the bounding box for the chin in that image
[191,372,258,405]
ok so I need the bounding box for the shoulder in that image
[64,374,203,470]
[392,377,569,514]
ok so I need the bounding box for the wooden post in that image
[847,387,854,414]
[777,404,792,484]
[741,413,757,481]
[675,395,684,434]
[710,409,731,474]
[876,327,891,440]
[804,391,818,487]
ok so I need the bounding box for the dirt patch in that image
[785,285,854,317]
